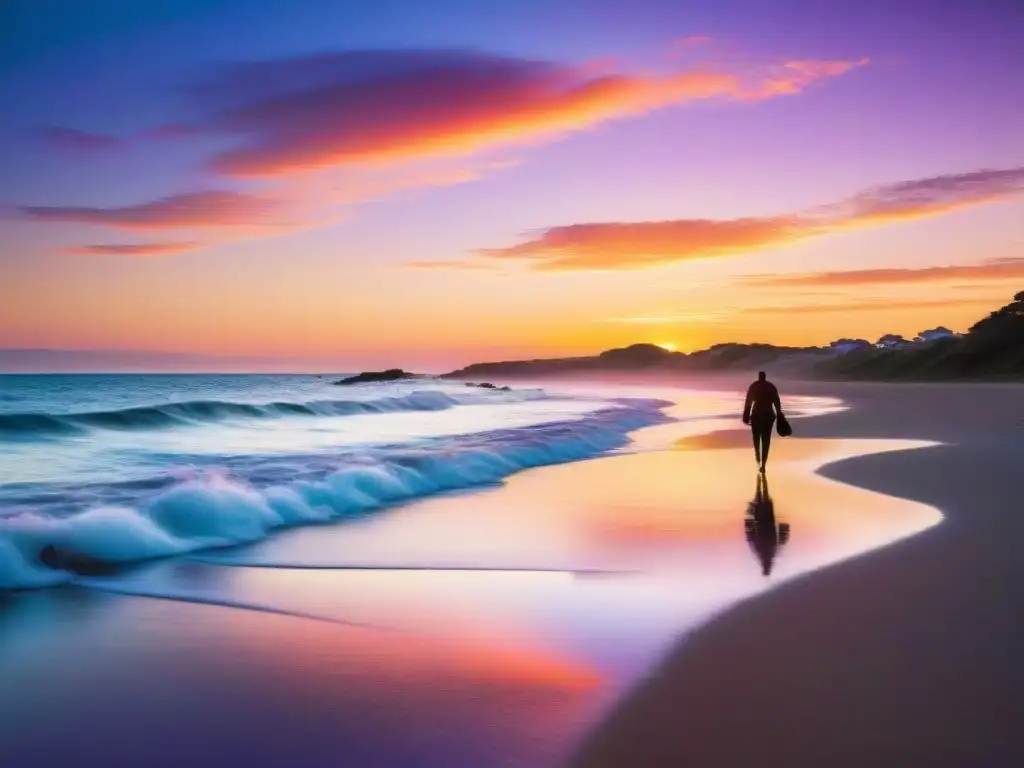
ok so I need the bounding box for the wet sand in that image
[0,385,952,767]
[574,382,1024,767]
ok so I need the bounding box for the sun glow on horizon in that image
[656,342,678,352]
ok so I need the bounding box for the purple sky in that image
[2,0,1023,371]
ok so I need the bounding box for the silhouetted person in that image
[742,370,784,472]
[744,474,790,576]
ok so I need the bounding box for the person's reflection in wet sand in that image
[744,474,790,576]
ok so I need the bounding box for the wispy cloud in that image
[173,48,866,178]
[22,42,868,257]
[473,168,1024,270]
[600,296,997,326]
[62,242,201,256]
[601,311,732,323]
[405,258,500,271]
[20,191,278,230]
[479,217,806,270]
[23,158,512,254]
[751,58,867,99]
[748,297,995,315]
[815,167,1024,225]
[744,256,1024,287]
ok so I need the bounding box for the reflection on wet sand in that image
[0,414,943,768]
[744,474,790,577]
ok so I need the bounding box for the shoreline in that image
[572,380,1024,767]
[0,383,948,768]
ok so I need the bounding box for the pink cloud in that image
[747,57,869,99]
[19,44,872,257]
[472,167,1024,270]
[20,191,277,230]
[745,257,1024,287]
[820,166,1024,224]
[178,49,868,178]
[62,242,202,256]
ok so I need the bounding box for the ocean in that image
[0,374,671,589]
[1,374,949,766]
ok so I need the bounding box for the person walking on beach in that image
[742,370,784,472]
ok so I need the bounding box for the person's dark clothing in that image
[742,380,781,423]
[743,379,782,469]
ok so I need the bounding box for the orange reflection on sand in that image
[457,641,602,691]
[575,432,941,573]
[220,603,602,695]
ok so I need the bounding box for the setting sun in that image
[657,343,678,352]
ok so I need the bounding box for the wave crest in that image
[0,388,547,440]
[0,400,670,589]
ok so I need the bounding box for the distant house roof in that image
[915,326,960,342]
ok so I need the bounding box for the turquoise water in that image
[0,374,671,588]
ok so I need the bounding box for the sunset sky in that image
[3,0,1023,371]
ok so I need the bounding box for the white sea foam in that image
[0,398,670,589]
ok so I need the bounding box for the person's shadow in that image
[744,474,790,576]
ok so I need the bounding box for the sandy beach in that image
[2,380,1004,766]
[574,381,1024,767]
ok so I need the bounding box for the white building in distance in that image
[914,326,960,343]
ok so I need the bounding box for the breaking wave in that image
[0,399,671,589]
[0,388,546,440]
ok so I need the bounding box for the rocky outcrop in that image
[334,369,418,385]
[443,343,829,380]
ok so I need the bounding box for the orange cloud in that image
[24,160,514,256]
[479,216,807,270]
[21,45,870,258]
[20,191,278,230]
[190,49,867,177]
[747,297,997,315]
[745,257,1024,287]
[474,167,1024,270]
[62,242,201,256]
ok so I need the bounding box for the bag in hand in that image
[776,413,793,437]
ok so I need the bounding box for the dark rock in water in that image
[333,369,416,385]
[463,382,513,391]
[38,545,121,576]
